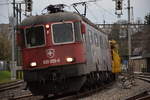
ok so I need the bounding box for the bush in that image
[0,71,11,83]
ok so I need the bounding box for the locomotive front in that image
[17,12,87,95]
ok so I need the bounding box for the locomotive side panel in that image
[83,22,112,72]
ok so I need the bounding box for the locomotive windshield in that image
[25,26,45,48]
[52,22,75,44]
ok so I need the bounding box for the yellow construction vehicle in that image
[110,40,121,73]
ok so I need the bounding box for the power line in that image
[0,0,8,2]
[94,3,117,20]
[0,3,9,5]
[0,14,8,18]
[86,4,99,23]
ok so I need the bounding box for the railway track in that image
[0,80,24,92]
[124,73,150,100]
[125,91,150,100]
[137,73,150,83]
[45,82,114,100]
[8,93,33,100]
[8,82,114,100]
[6,75,150,100]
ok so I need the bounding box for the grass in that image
[0,71,11,83]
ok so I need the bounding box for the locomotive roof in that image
[20,12,82,26]
[20,12,105,34]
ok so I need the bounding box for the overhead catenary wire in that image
[94,3,117,20]
[86,3,99,23]
[68,1,116,24]
[88,3,107,23]
[0,0,11,4]
[0,14,8,18]
[0,3,9,5]
[85,3,116,23]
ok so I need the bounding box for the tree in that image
[109,20,128,58]
[144,13,150,24]
[0,24,11,61]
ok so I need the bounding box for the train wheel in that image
[43,94,48,99]
[27,81,50,96]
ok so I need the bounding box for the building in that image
[130,25,150,73]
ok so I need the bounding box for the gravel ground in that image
[79,79,150,100]
[1,79,149,100]
[0,82,43,100]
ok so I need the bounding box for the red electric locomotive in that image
[17,5,115,97]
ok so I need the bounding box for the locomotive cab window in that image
[25,26,45,48]
[74,21,82,41]
[52,22,75,44]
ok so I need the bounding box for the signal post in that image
[11,0,32,80]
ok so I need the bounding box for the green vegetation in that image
[0,71,11,83]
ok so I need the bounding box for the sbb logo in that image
[46,49,55,58]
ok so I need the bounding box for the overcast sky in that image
[0,0,150,24]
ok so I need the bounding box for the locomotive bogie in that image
[24,64,87,95]
[27,75,86,95]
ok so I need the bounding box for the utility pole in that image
[10,0,25,80]
[11,0,25,80]
[127,0,132,73]
[19,3,22,23]
[127,0,131,59]
[12,1,24,80]
[11,0,16,80]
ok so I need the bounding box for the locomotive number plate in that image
[43,58,60,65]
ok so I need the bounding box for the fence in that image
[16,70,24,79]
[0,61,10,71]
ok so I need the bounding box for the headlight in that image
[30,62,37,67]
[66,57,74,63]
